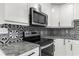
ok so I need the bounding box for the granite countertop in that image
[0,41,40,56]
[41,36,73,40]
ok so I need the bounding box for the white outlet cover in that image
[0,28,8,34]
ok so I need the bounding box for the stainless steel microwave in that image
[29,7,48,27]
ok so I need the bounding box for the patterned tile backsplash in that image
[0,24,23,46]
[0,24,47,46]
[0,23,74,46]
[47,28,74,38]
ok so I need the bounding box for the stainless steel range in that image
[22,31,54,56]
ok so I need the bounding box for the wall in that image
[46,3,74,37]
[0,3,75,47]
[0,24,75,47]
[74,20,79,40]
[47,28,74,39]
[0,3,50,46]
[0,24,48,46]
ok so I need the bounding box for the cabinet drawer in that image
[72,40,79,45]
[19,47,39,56]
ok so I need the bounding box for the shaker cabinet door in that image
[72,44,79,56]
[0,3,5,24]
[5,3,29,25]
[65,39,72,56]
[41,4,60,27]
[60,3,74,27]
[19,47,39,56]
[73,3,79,19]
[72,40,79,56]
[54,39,65,56]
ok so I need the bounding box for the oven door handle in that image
[41,42,54,49]
[28,52,35,56]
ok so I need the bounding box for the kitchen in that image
[0,3,79,56]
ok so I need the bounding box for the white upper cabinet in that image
[41,4,53,27]
[27,3,40,21]
[0,3,5,24]
[41,3,74,27]
[51,5,60,27]
[60,3,74,27]
[1,3,75,27]
[5,3,29,25]
[41,4,60,27]
[48,4,60,27]
[73,3,79,19]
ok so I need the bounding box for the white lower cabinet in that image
[65,39,72,56]
[72,40,79,56]
[65,39,79,56]
[54,39,65,56]
[72,44,79,56]
[54,39,79,56]
[19,47,39,56]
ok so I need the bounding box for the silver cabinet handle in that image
[64,39,65,45]
[53,41,55,52]
[71,44,72,51]
[28,52,35,56]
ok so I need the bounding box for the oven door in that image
[41,42,54,56]
[38,39,54,56]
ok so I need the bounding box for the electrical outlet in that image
[0,28,8,34]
